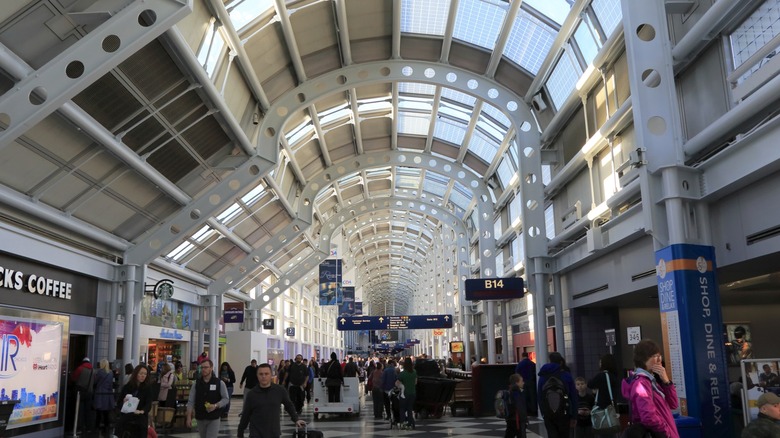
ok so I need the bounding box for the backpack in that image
[494,389,512,419]
[540,372,569,418]
[76,367,95,394]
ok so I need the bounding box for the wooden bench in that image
[449,379,473,416]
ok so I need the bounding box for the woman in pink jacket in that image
[621,339,679,438]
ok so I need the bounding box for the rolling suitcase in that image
[292,425,324,438]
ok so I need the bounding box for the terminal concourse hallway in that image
[97,390,547,438]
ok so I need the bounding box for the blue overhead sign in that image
[337,314,453,331]
[464,277,524,300]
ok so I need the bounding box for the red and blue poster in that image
[0,318,63,429]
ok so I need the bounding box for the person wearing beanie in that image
[741,392,780,438]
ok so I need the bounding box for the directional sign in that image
[337,314,453,331]
[464,277,524,300]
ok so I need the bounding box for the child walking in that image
[575,376,595,438]
[505,374,528,438]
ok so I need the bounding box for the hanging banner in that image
[223,302,244,323]
[339,287,355,316]
[354,302,363,315]
[318,259,341,305]
[655,244,731,437]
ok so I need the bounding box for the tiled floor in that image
[93,389,547,437]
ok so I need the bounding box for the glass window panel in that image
[503,9,557,74]
[285,119,313,146]
[398,113,430,135]
[481,103,511,129]
[241,184,267,206]
[494,218,503,242]
[399,99,434,112]
[434,118,467,146]
[574,17,601,67]
[467,130,499,164]
[399,82,437,96]
[542,163,552,185]
[197,23,225,77]
[523,0,571,25]
[166,241,194,261]
[227,0,275,32]
[546,47,581,110]
[453,0,507,50]
[477,114,506,143]
[495,251,504,277]
[438,103,472,123]
[512,233,524,261]
[449,190,471,212]
[729,1,780,84]
[497,158,514,188]
[544,204,556,239]
[217,202,242,223]
[401,0,451,36]
[441,87,477,106]
[510,194,522,223]
[592,0,622,38]
[192,225,214,242]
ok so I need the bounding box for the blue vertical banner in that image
[340,286,355,316]
[655,244,731,436]
[354,301,363,315]
[318,259,342,305]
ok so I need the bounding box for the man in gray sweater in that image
[237,363,306,438]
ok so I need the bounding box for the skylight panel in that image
[433,118,467,146]
[591,0,622,38]
[358,101,392,113]
[467,131,499,164]
[449,190,471,212]
[481,103,511,130]
[217,202,242,224]
[166,241,194,261]
[441,87,476,106]
[497,158,514,188]
[422,175,447,198]
[285,118,314,146]
[398,98,433,112]
[227,0,275,32]
[438,102,472,123]
[574,16,601,67]
[399,82,437,96]
[503,9,556,75]
[401,0,451,35]
[546,47,582,110]
[396,167,421,189]
[320,108,352,126]
[477,114,506,143]
[241,184,267,206]
[398,113,430,136]
[453,0,507,51]
[523,0,571,25]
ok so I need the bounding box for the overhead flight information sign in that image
[464,277,524,300]
[337,314,453,331]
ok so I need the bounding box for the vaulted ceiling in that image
[0,0,587,315]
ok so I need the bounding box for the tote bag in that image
[591,372,620,433]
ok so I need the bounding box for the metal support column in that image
[108,281,119,362]
[553,274,565,354]
[501,301,510,362]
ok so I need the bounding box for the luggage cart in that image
[310,377,361,419]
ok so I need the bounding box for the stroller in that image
[388,386,403,429]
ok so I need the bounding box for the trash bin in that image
[674,414,702,438]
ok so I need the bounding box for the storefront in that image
[0,250,100,437]
[139,324,191,373]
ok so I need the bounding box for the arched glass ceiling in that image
[182,0,623,312]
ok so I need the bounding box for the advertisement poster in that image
[339,287,355,316]
[318,259,341,305]
[141,295,193,330]
[0,318,62,429]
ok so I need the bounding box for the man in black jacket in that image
[238,363,306,438]
[186,360,229,437]
[240,359,259,397]
[287,354,310,414]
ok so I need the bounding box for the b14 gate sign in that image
[464,277,524,300]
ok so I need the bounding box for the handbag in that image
[591,372,620,433]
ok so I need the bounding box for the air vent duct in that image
[631,269,656,282]
[746,224,780,245]
[572,284,608,300]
